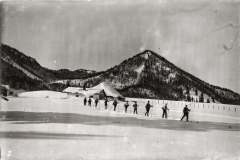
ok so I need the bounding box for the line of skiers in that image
[83,97,99,108]
[83,97,191,121]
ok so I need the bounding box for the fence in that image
[124,98,240,117]
[89,98,238,123]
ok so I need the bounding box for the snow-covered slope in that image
[1,44,96,91]
[1,56,42,81]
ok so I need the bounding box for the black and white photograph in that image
[0,0,240,159]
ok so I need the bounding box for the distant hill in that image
[1,44,96,91]
[1,44,240,104]
[57,50,240,105]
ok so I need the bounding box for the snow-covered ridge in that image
[134,64,145,74]
[134,64,145,83]
[1,56,42,81]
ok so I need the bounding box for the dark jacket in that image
[104,100,108,106]
[113,100,118,106]
[183,107,190,114]
[133,103,138,108]
[145,103,151,109]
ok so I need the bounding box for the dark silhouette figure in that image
[104,99,108,110]
[145,101,152,116]
[83,83,87,91]
[162,104,169,119]
[133,102,138,114]
[88,98,92,107]
[124,101,129,113]
[83,97,87,106]
[113,100,118,111]
[95,98,99,108]
[180,105,191,121]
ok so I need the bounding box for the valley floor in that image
[0,97,240,160]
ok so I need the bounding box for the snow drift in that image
[18,90,69,99]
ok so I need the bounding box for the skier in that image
[145,101,152,117]
[83,83,87,91]
[133,101,138,114]
[104,98,108,110]
[113,99,118,111]
[88,98,92,107]
[95,98,99,108]
[180,105,191,121]
[124,101,129,113]
[162,103,169,119]
[83,97,87,106]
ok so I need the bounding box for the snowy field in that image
[0,93,240,160]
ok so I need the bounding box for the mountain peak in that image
[139,49,155,56]
[136,49,165,61]
[77,49,240,104]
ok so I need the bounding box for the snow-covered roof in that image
[63,82,123,98]
[91,82,123,98]
[83,89,103,97]
[62,87,83,93]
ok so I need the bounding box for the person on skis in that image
[133,101,138,114]
[113,99,118,111]
[162,103,169,119]
[83,97,87,106]
[180,105,191,122]
[124,101,129,113]
[145,101,152,117]
[104,98,108,110]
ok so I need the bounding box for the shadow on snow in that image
[0,131,121,140]
[0,111,239,132]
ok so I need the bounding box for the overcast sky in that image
[1,0,240,93]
